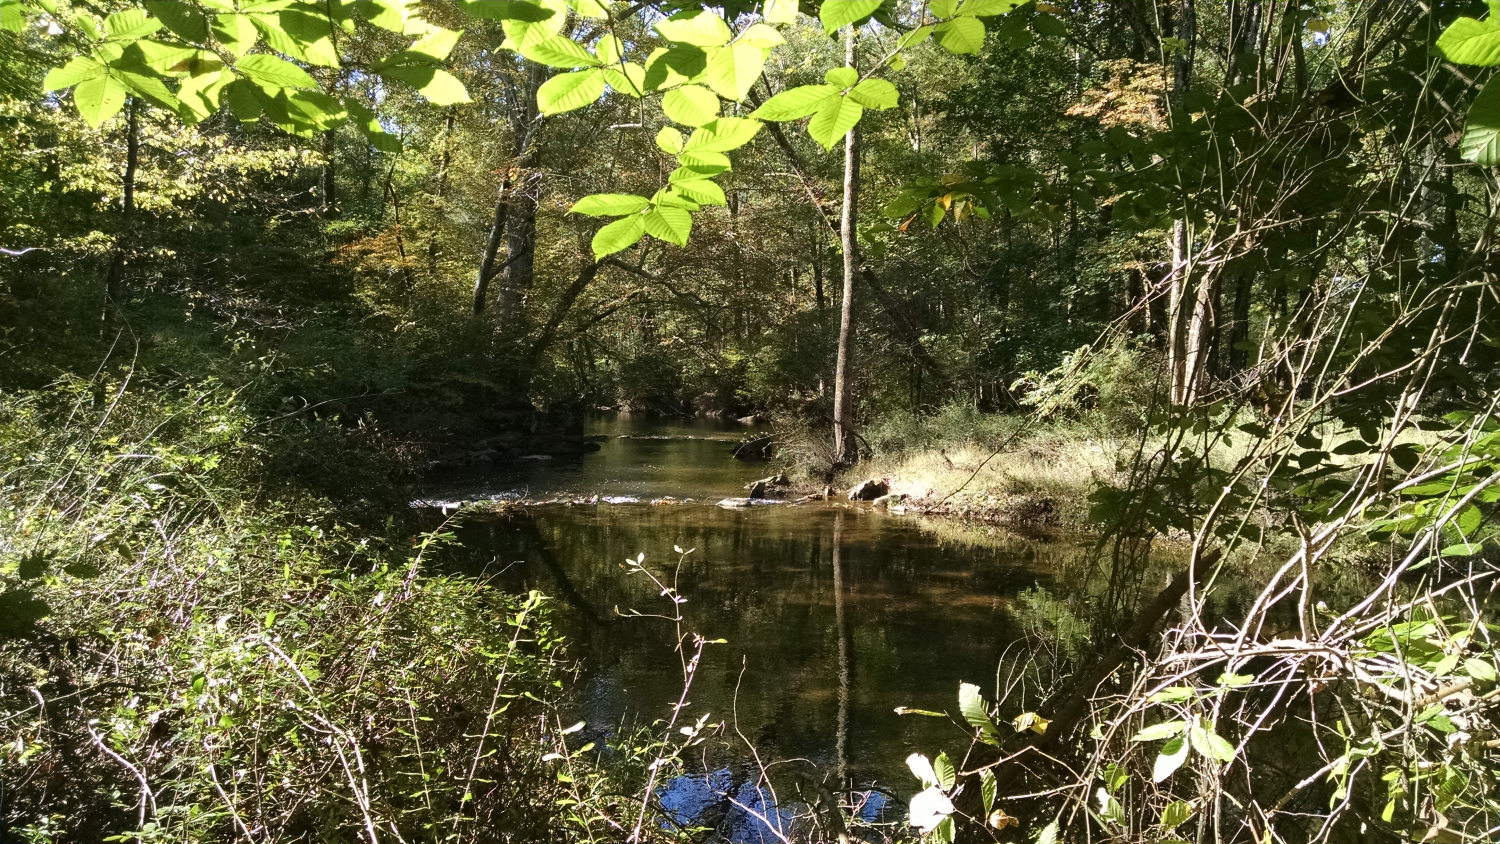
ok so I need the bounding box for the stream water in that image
[423,415,1092,840]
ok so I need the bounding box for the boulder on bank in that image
[746,473,789,499]
[847,479,889,501]
[872,493,908,508]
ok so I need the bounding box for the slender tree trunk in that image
[429,108,455,270]
[1227,273,1253,372]
[1165,0,1197,406]
[103,97,139,320]
[1181,270,1217,403]
[832,28,860,466]
[473,178,512,315]
[321,129,338,218]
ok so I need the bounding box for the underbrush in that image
[0,376,638,842]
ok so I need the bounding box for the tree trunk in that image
[1227,273,1253,372]
[832,27,860,467]
[321,129,338,218]
[1165,0,1197,406]
[103,97,139,320]
[472,61,546,317]
[429,108,455,270]
[496,60,547,331]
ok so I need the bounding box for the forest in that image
[1,0,1498,841]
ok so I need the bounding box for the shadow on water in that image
[423,414,1096,840]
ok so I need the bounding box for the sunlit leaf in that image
[73,75,128,125]
[684,116,762,152]
[380,65,471,105]
[655,126,685,154]
[1437,17,1499,66]
[1188,725,1236,762]
[44,57,106,91]
[749,83,835,120]
[1160,800,1194,830]
[818,0,879,33]
[934,16,984,54]
[763,0,797,25]
[236,53,318,88]
[806,93,861,150]
[572,193,650,216]
[145,0,209,41]
[655,10,731,47]
[1153,735,1189,781]
[591,213,646,258]
[534,67,602,113]
[644,206,692,245]
[705,42,764,101]
[662,84,719,126]
[105,8,162,39]
[847,77,897,109]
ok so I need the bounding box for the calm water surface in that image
[427,415,1091,839]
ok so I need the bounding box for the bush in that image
[0,377,587,842]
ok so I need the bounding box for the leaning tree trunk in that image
[1163,0,1199,406]
[103,97,139,322]
[831,27,860,466]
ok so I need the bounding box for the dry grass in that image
[841,432,1125,529]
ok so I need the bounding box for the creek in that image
[422,414,1091,840]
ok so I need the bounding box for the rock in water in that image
[847,479,889,501]
[748,480,768,499]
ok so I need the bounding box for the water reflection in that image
[453,505,1092,804]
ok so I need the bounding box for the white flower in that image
[909,786,955,833]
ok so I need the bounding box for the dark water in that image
[428,415,1091,839]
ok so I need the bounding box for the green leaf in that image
[662,84,719,126]
[643,45,708,90]
[684,116,762,151]
[145,0,209,41]
[643,206,692,246]
[44,57,106,91]
[1153,735,1190,781]
[934,16,984,54]
[655,10,731,46]
[933,751,955,790]
[213,14,259,56]
[594,33,621,64]
[566,0,606,19]
[346,99,401,151]
[1148,686,1196,703]
[381,65,471,105]
[1160,800,1194,830]
[572,193,651,216]
[73,75,128,125]
[957,682,1000,741]
[651,188,699,210]
[1437,17,1499,66]
[1464,657,1497,682]
[225,78,262,122]
[676,149,731,173]
[930,0,957,16]
[389,27,463,64]
[818,0,879,33]
[749,83,835,120]
[1037,821,1060,844]
[957,0,1021,17]
[1188,725,1236,762]
[736,22,784,49]
[1,0,26,32]
[705,42,764,101]
[592,213,645,258]
[667,179,725,206]
[806,93,861,150]
[236,53,317,88]
[360,0,411,30]
[533,67,601,113]
[106,8,162,39]
[824,66,857,88]
[509,32,598,67]
[847,77,896,109]
[117,68,181,111]
[247,12,338,67]
[1461,82,1499,168]
[979,769,996,815]
[1132,720,1186,742]
[655,125,685,154]
[763,0,797,25]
